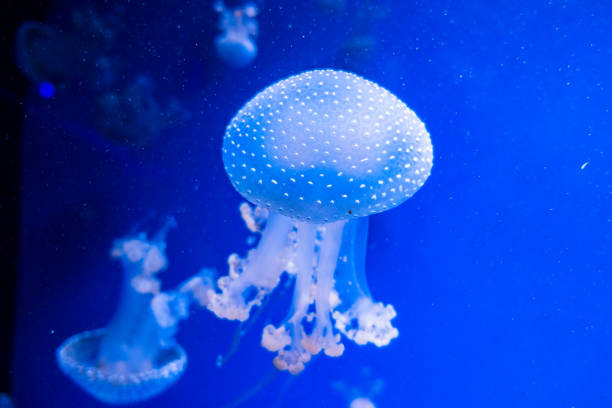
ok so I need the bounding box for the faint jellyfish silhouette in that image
[95,76,190,147]
[56,218,212,404]
[350,398,376,408]
[0,393,14,408]
[15,9,119,93]
[335,1,391,70]
[205,69,433,374]
[15,22,72,87]
[214,1,259,68]
[316,0,347,15]
[333,366,384,408]
[15,8,188,148]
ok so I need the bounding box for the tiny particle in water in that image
[580,161,589,170]
[38,82,55,98]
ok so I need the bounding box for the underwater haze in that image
[9,0,612,407]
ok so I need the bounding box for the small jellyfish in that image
[0,393,14,408]
[206,69,433,374]
[214,1,259,68]
[56,219,208,404]
[15,22,70,87]
[95,76,190,147]
[333,366,384,408]
[350,398,376,408]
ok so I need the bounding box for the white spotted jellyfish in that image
[205,69,433,374]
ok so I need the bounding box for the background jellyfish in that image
[14,6,189,148]
[214,1,259,68]
[56,218,213,404]
[205,69,433,374]
[333,367,384,408]
[316,0,347,15]
[15,9,120,93]
[95,76,190,147]
[0,393,14,408]
[335,1,391,71]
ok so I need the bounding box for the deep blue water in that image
[12,0,612,407]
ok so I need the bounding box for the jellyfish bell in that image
[214,1,259,68]
[214,33,258,69]
[56,219,189,404]
[222,69,432,223]
[56,329,186,405]
[207,69,433,374]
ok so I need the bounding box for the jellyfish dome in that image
[207,69,433,374]
[57,329,186,404]
[56,219,188,404]
[223,69,432,223]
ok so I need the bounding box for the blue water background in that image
[12,0,611,407]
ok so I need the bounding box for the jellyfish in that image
[56,218,213,404]
[15,21,71,87]
[214,1,259,68]
[95,76,190,147]
[316,0,347,15]
[0,393,14,408]
[349,398,377,408]
[333,366,384,408]
[205,69,433,374]
[15,10,119,94]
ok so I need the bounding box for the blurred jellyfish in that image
[214,1,259,68]
[95,76,190,147]
[15,21,73,87]
[205,69,433,374]
[350,398,376,408]
[0,393,14,408]
[15,9,120,93]
[334,1,391,70]
[15,8,188,148]
[57,218,213,404]
[333,366,384,408]
[316,0,347,15]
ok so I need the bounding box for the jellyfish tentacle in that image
[262,221,316,374]
[302,220,345,357]
[332,218,398,347]
[207,211,295,321]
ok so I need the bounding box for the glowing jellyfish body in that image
[56,219,203,404]
[350,398,377,408]
[207,69,433,373]
[214,1,258,68]
[0,393,14,408]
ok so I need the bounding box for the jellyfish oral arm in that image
[300,220,345,358]
[213,204,398,374]
[206,211,295,321]
[262,221,317,374]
